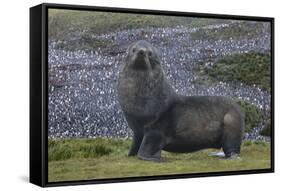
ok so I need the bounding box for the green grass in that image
[260,119,271,136]
[195,52,271,92]
[48,9,231,51]
[48,9,189,40]
[191,21,265,40]
[48,138,271,182]
[48,9,189,51]
[48,9,231,39]
[235,99,263,133]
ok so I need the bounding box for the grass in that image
[195,52,271,92]
[235,99,263,133]
[48,138,271,182]
[48,9,230,51]
[260,119,271,136]
[190,21,265,40]
[48,9,189,40]
[48,9,231,39]
[48,9,188,51]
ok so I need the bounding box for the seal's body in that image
[117,40,244,162]
[138,96,244,162]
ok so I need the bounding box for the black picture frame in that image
[30,3,275,187]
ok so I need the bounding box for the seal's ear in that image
[126,42,135,55]
[151,46,161,64]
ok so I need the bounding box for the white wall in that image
[0,0,279,190]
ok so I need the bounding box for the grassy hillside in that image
[48,9,190,51]
[48,9,230,40]
[195,52,271,92]
[48,138,271,182]
[48,9,187,40]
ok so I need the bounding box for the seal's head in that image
[125,40,161,71]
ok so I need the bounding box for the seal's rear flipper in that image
[208,151,225,158]
[223,152,241,160]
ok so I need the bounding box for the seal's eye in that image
[132,48,136,53]
[148,51,152,57]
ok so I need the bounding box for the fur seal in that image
[117,40,176,156]
[117,40,244,162]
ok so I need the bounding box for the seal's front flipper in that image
[137,130,165,162]
[128,132,144,156]
[138,150,165,163]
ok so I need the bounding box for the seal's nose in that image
[138,48,145,56]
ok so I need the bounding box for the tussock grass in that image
[235,99,263,133]
[198,52,271,92]
[260,119,271,136]
[48,138,271,182]
[48,138,128,161]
